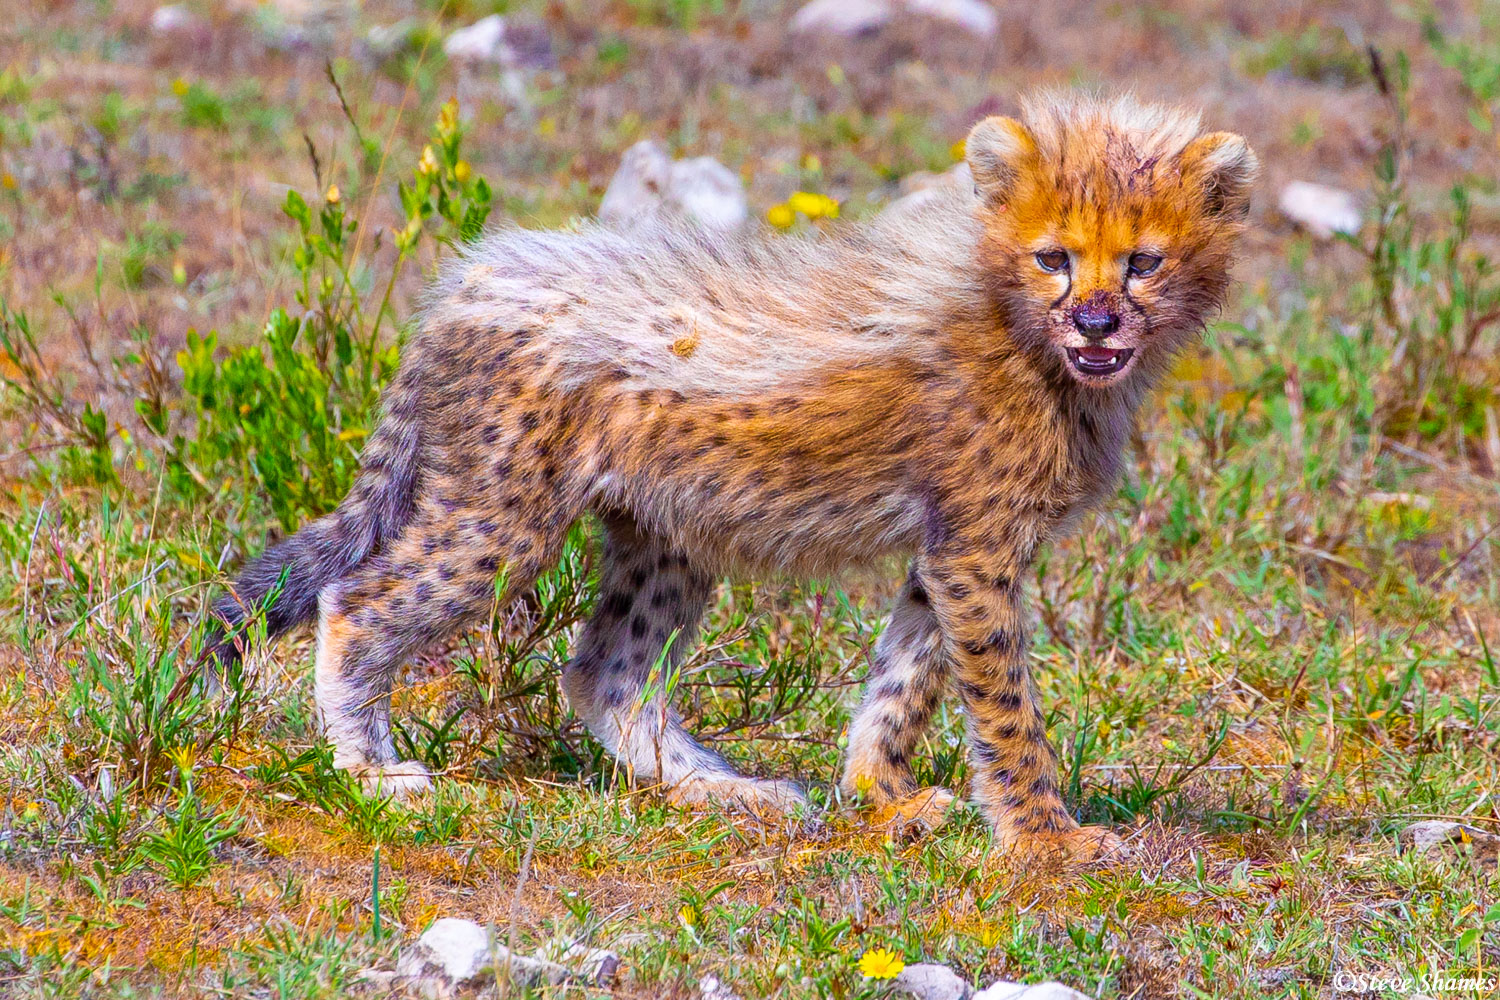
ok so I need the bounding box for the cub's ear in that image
[965,116,1036,205]
[1180,132,1258,218]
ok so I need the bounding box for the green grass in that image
[1,2,1499,998]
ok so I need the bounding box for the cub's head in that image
[966,92,1257,387]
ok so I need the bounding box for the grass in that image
[1,1,1499,997]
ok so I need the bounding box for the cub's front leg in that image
[921,541,1123,862]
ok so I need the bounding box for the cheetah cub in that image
[210,91,1256,860]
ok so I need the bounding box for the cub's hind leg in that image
[840,570,955,828]
[315,502,565,797]
[562,516,805,817]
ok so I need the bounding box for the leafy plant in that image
[137,771,243,889]
[250,743,406,841]
[393,706,469,771]
[1360,49,1500,448]
[116,222,182,288]
[72,615,248,791]
[0,304,115,484]
[626,0,728,30]
[175,79,230,131]
[145,97,492,530]
[1421,4,1500,132]
[1239,25,1367,86]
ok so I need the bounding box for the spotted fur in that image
[211,91,1255,856]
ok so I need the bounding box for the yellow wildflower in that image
[0,172,15,190]
[766,203,795,230]
[171,77,189,96]
[418,145,440,176]
[858,947,905,979]
[950,139,967,162]
[678,905,697,928]
[787,190,838,220]
[325,184,341,205]
[453,159,471,183]
[437,98,460,136]
[167,744,197,774]
[787,191,821,218]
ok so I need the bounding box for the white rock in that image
[1398,820,1500,869]
[599,141,671,222]
[442,13,553,74]
[599,140,748,231]
[906,0,999,37]
[790,0,894,36]
[669,157,749,229]
[396,918,492,988]
[893,962,971,1000]
[790,0,997,37]
[150,5,201,33]
[394,920,620,997]
[354,968,398,990]
[1278,181,1362,240]
[700,972,743,999]
[444,15,508,64]
[973,982,1093,1000]
[538,940,621,983]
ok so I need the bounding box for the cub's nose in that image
[1071,301,1120,339]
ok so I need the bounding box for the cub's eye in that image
[1128,252,1163,277]
[1035,250,1069,273]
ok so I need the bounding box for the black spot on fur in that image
[599,592,633,619]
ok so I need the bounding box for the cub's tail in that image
[202,362,424,666]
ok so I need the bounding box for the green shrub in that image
[1359,50,1500,447]
[145,98,492,531]
[176,79,230,130]
[116,221,182,288]
[137,773,243,889]
[1421,6,1500,132]
[71,612,247,791]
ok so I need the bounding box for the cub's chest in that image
[954,392,1132,525]
[1058,401,1134,522]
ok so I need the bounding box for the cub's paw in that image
[668,775,808,819]
[873,786,959,841]
[1002,824,1126,864]
[351,760,434,800]
[839,768,917,811]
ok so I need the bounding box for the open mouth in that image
[1066,346,1135,378]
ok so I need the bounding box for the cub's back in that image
[420,187,989,399]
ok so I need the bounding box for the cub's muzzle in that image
[1070,294,1120,339]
